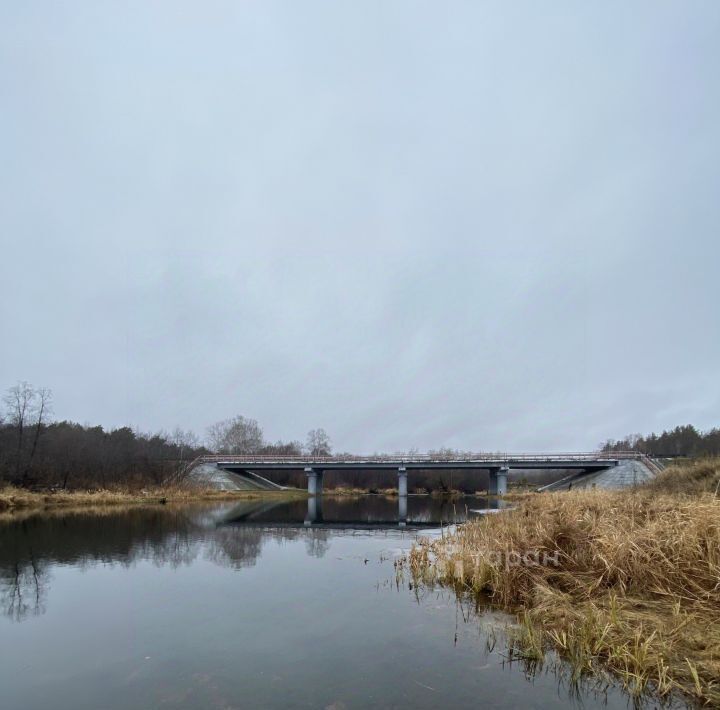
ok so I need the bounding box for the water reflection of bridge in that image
[219,495,507,529]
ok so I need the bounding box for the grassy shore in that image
[407,458,720,705]
[0,482,472,509]
[0,485,306,512]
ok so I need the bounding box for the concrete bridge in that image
[190,452,649,495]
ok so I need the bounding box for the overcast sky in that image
[1,2,719,452]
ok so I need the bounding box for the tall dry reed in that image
[409,461,720,704]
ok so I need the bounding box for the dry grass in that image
[408,458,720,705]
[649,457,720,496]
[474,485,538,498]
[324,486,400,496]
[324,486,374,496]
[0,485,304,512]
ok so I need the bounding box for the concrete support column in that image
[305,467,323,496]
[496,466,508,496]
[398,494,408,527]
[487,468,498,495]
[398,467,408,497]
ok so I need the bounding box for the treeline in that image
[0,419,207,490]
[601,425,720,458]
[0,382,333,489]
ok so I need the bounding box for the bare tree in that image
[262,439,303,456]
[171,427,200,462]
[306,428,331,456]
[24,387,52,483]
[3,382,35,481]
[206,416,264,454]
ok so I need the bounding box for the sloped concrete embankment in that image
[538,459,657,492]
[188,464,288,491]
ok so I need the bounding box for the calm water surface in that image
[1,496,645,709]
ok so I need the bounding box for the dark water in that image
[0,496,641,709]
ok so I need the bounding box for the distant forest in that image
[0,381,201,488]
[0,382,324,489]
[2,382,718,491]
[601,425,720,458]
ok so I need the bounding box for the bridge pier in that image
[398,494,407,527]
[488,468,497,495]
[304,495,324,525]
[398,466,408,497]
[305,467,324,496]
[488,467,508,496]
[497,466,508,495]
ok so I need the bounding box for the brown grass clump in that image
[324,486,378,496]
[324,487,401,496]
[649,457,720,496]
[409,460,720,705]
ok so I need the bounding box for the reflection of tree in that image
[204,527,264,569]
[0,505,337,621]
[145,530,198,569]
[0,549,49,621]
[303,530,330,558]
[205,526,331,567]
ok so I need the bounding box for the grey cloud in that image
[1,1,719,450]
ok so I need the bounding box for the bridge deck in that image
[196,452,637,472]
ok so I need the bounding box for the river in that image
[0,496,648,709]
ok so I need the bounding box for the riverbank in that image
[0,483,473,511]
[407,458,720,705]
[0,485,307,512]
